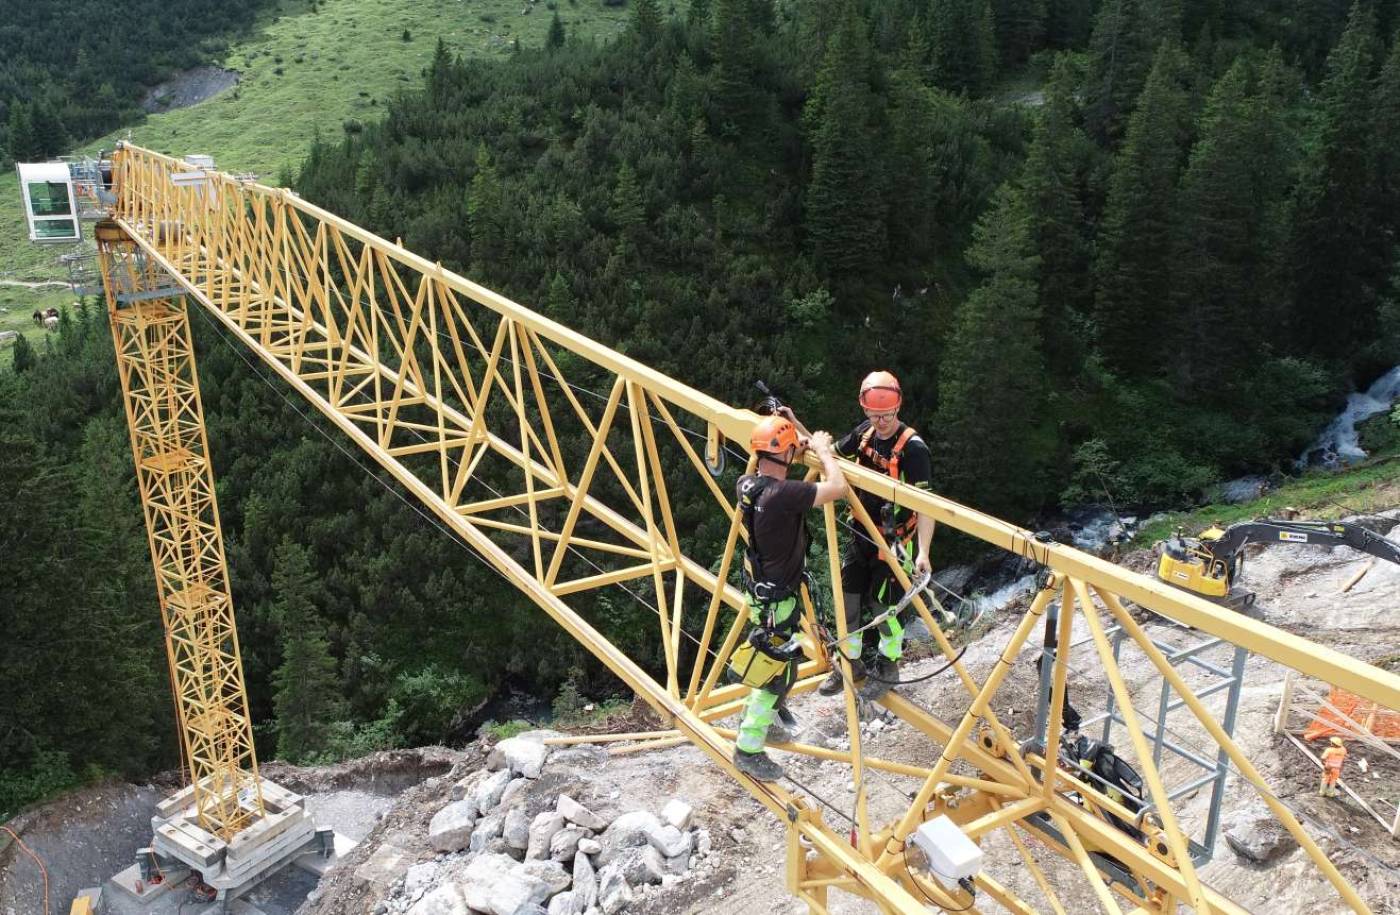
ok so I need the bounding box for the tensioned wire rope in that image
[184,296,977,833]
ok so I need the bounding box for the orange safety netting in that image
[1304,687,1400,740]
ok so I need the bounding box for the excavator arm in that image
[1160,519,1400,597]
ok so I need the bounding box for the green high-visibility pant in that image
[736,594,798,755]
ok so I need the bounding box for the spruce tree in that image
[1290,2,1384,364]
[547,11,566,50]
[1084,0,1160,142]
[1170,57,1289,390]
[932,183,1049,519]
[1094,42,1192,376]
[929,0,997,94]
[1019,56,1092,379]
[804,3,886,281]
[710,0,763,133]
[467,144,508,281]
[633,0,663,44]
[271,540,344,763]
[1044,0,1093,48]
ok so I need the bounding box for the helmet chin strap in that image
[757,449,794,471]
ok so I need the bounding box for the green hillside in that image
[0,0,630,283]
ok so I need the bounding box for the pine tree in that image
[1044,0,1093,48]
[929,0,997,94]
[1084,0,1158,142]
[1170,57,1289,390]
[1290,2,1384,364]
[12,333,35,373]
[270,540,344,763]
[932,183,1049,519]
[1094,42,1193,376]
[1019,56,1092,379]
[1372,32,1400,254]
[610,164,645,245]
[994,0,1047,67]
[710,0,763,133]
[803,3,886,281]
[6,102,37,162]
[467,144,508,281]
[633,0,663,44]
[547,11,566,50]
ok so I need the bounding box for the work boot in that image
[818,658,866,696]
[734,748,786,782]
[859,657,900,701]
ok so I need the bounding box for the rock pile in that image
[372,732,711,914]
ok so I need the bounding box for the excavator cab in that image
[1156,526,1237,599]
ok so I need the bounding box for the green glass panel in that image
[28,181,72,216]
[33,218,79,240]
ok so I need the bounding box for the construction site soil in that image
[3,520,1400,914]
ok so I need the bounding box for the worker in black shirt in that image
[732,415,847,782]
[781,371,933,698]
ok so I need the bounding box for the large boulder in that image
[504,805,532,851]
[611,845,665,886]
[557,795,608,831]
[407,884,470,915]
[519,859,572,895]
[547,891,586,915]
[403,862,439,904]
[572,851,598,909]
[550,825,589,862]
[470,811,506,854]
[597,811,661,865]
[659,799,693,832]
[429,800,479,853]
[500,776,531,809]
[461,852,553,915]
[646,824,691,859]
[474,769,515,813]
[527,812,567,861]
[597,864,633,915]
[1224,802,1299,864]
[489,735,552,779]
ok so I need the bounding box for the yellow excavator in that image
[1157,518,1400,607]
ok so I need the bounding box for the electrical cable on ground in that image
[0,825,49,915]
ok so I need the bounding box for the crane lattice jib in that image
[99,142,1399,913]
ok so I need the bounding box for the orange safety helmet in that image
[751,415,799,457]
[858,370,902,411]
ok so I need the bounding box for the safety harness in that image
[730,474,807,689]
[856,423,920,542]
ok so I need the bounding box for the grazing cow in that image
[44,315,59,331]
[43,307,59,320]
[32,310,43,326]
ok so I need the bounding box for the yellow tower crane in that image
[38,142,1400,912]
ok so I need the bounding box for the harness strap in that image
[857,424,919,540]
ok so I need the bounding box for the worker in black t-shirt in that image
[782,370,933,698]
[732,415,847,782]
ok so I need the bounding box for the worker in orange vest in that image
[1319,736,1347,797]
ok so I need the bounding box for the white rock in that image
[573,850,598,908]
[354,844,414,889]
[428,800,478,853]
[452,769,488,802]
[519,859,572,894]
[659,798,693,831]
[407,884,469,915]
[577,838,602,855]
[613,845,665,886]
[403,862,438,902]
[528,812,567,860]
[598,811,661,864]
[557,794,608,831]
[548,892,586,915]
[474,768,515,813]
[695,829,712,857]
[550,825,589,862]
[504,805,532,850]
[461,852,552,915]
[500,776,531,809]
[598,865,633,915]
[646,824,691,859]
[661,852,688,877]
[489,735,552,779]
[470,812,506,853]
